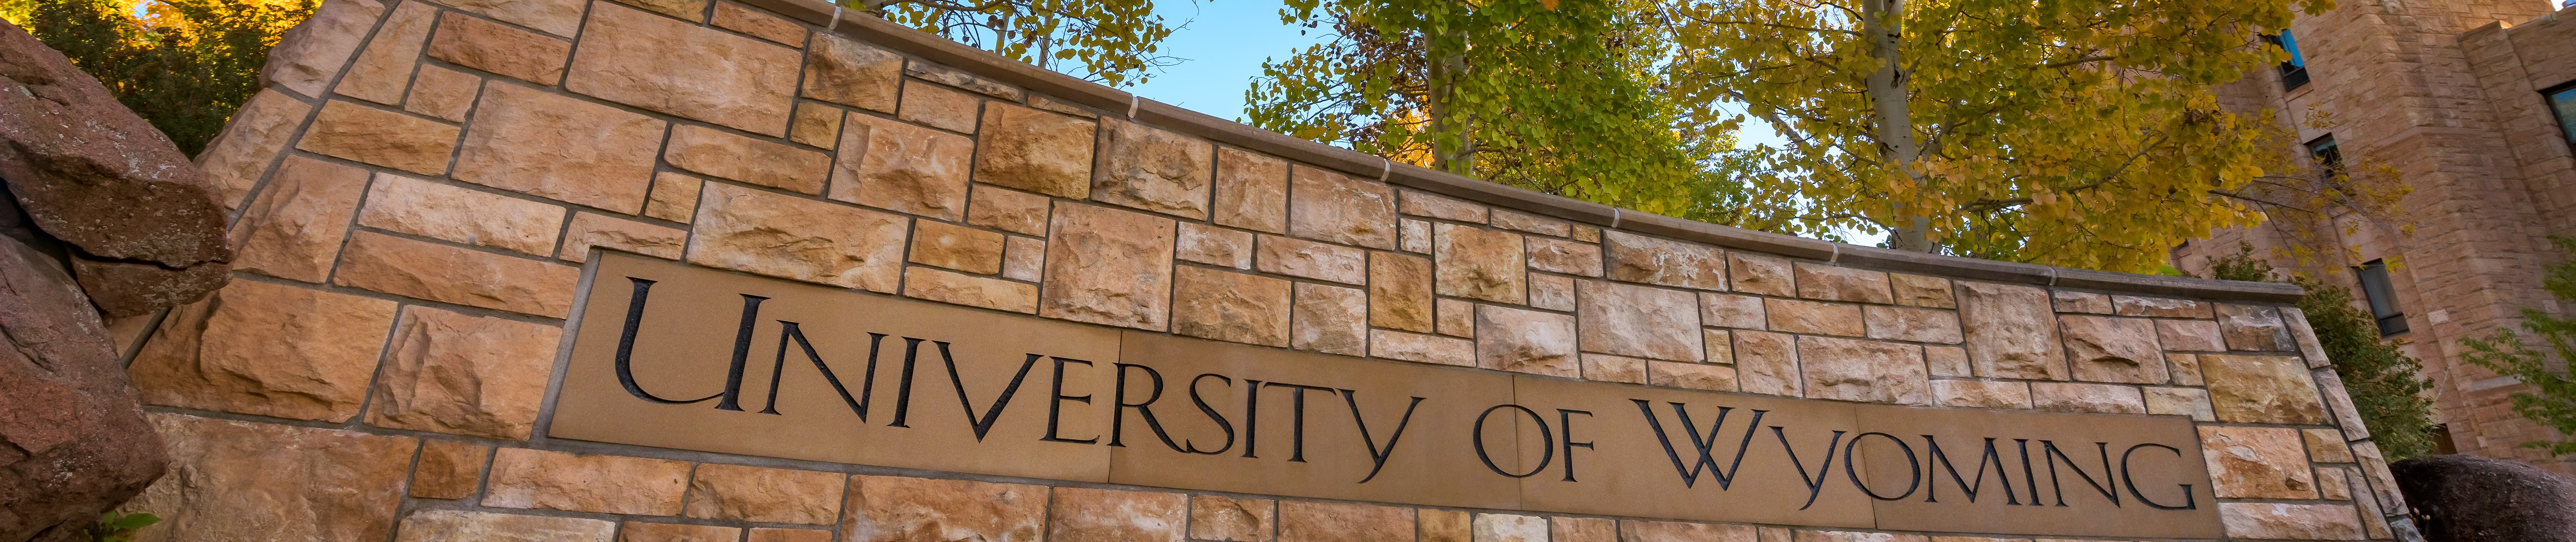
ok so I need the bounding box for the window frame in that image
[2306,134,2343,183]
[2354,259,2408,337]
[2546,80,2576,157]
[2263,33,2312,91]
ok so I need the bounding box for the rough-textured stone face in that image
[975,103,1097,198]
[645,173,705,222]
[1437,298,1475,337]
[334,231,580,317]
[2202,354,2329,424]
[1171,266,1292,347]
[1767,299,1863,337]
[2156,319,2226,351]
[1925,346,1969,377]
[410,440,489,499]
[425,13,571,85]
[1621,520,1756,542]
[1292,283,1367,356]
[1729,253,1795,296]
[439,0,583,36]
[1489,210,1569,237]
[1002,237,1045,282]
[1277,501,1411,542]
[1529,274,1575,311]
[844,475,1047,542]
[801,33,902,113]
[2218,304,2294,351]
[566,3,799,135]
[904,266,1038,313]
[229,156,365,282]
[1289,167,1398,249]
[1399,191,1487,222]
[258,0,382,97]
[665,125,831,194]
[559,211,687,262]
[1699,293,1765,329]
[1579,280,1704,362]
[2218,503,2364,540]
[1436,224,1526,304]
[365,307,561,438]
[1370,252,1435,332]
[2168,353,2204,385]
[748,528,834,542]
[131,414,415,542]
[357,173,567,256]
[1190,496,1273,542]
[1933,380,2032,409]
[1049,487,1187,542]
[406,64,483,122]
[1582,353,1647,383]
[684,464,844,524]
[1650,361,1738,392]
[714,2,805,45]
[0,234,162,540]
[908,63,1018,100]
[132,280,399,421]
[2115,295,2211,318]
[1958,281,2067,380]
[1258,234,1367,285]
[392,510,615,542]
[2199,426,2318,499]
[298,100,460,175]
[1040,203,1176,330]
[789,101,844,148]
[2051,291,2113,314]
[2304,429,2356,463]
[1798,337,1929,405]
[1795,263,1891,304]
[898,83,980,134]
[2058,315,2167,384]
[453,83,666,214]
[1527,237,1604,277]
[689,183,908,293]
[620,522,740,542]
[1889,274,1954,308]
[1604,231,1727,290]
[1178,222,1253,269]
[2029,382,2145,414]
[908,220,1005,274]
[1213,148,1289,234]
[334,0,436,104]
[1552,517,1616,542]
[2145,386,2215,421]
[1863,306,1961,344]
[1475,514,1547,542]
[969,185,1052,236]
[198,89,313,207]
[1420,509,1470,542]
[1400,219,1432,254]
[1478,305,1578,376]
[483,448,690,515]
[1094,119,1214,219]
[1735,331,1799,396]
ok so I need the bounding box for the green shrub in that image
[2206,244,2441,459]
[5,0,313,155]
[2461,235,2576,457]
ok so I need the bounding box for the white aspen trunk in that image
[1863,0,1932,252]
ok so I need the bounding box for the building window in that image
[2264,32,2312,91]
[2356,259,2408,336]
[2549,81,2576,155]
[2307,134,2342,181]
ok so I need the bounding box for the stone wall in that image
[124,0,2411,539]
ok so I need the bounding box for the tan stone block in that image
[608,0,708,21]
[2199,426,2320,499]
[2219,304,2294,351]
[844,475,1046,542]
[1372,329,1473,366]
[1529,273,1574,311]
[1289,166,1398,249]
[1400,219,1432,254]
[1478,305,1577,377]
[1293,283,1367,356]
[404,64,482,122]
[229,156,365,283]
[559,211,685,262]
[2050,291,2112,314]
[898,82,981,134]
[1579,280,1703,361]
[1214,147,1289,234]
[618,523,736,542]
[906,63,1019,99]
[358,173,566,256]
[1933,380,2031,409]
[714,1,806,45]
[2304,428,2355,463]
[438,0,582,36]
[1363,252,1434,332]
[1003,236,1044,282]
[2168,353,2204,385]
[1618,520,1755,542]
[908,220,1005,274]
[1258,234,1367,285]
[334,0,437,105]
[1863,305,1961,343]
[2029,382,2144,414]
[1580,353,1647,384]
[1799,336,1929,405]
[1526,237,1602,277]
[365,307,559,438]
[131,280,399,421]
[1420,508,1470,542]
[427,13,570,84]
[801,33,902,112]
[2114,295,2211,318]
[483,448,690,515]
[1766,298,1863,337]
[1398,191,1486,222]
[1039,203,1175,329]
[335,231,580,316]
[297,100,459,175]
[1889,274,1954,308]
[748,528,833,542]
[1475,514,1546,542]
[665,125,830,194]
[1490,210,1569,237]
[684,464,844,524]
[1603,231,1726,290]
[2145,386,2215,421]
[1092,118,1215,219]
[1551,517,1614,542]
[1794,263,1890,303]
[1046,487,1187,542]
[1729,253,1794,296]
[454,83,666,213]
[2351,441,2403,511]
[2286,307,2331,367]
[567,3,800,135]
[1179,222,1254,269]
[1571,225,1599,243]
[968,184,1053,236]
[2203,354,2328,424]
[1759,527,1791,542]
[2318,467,2352,500]
[1278,501,1411,542]
[1959,281,2067,380]
[198,89,312,209]
[2155,319,2225,351]
[411,440,489,499]
[1436,298,1474,338]
[645,173,704,222]
[1696,292,1763,329]
[392,510,614,542]
[1793,531,1927,542]
[1925,346,1969,377]
[1436,224,1525,304]
[258,0,380,97]
[1650,361,1737,392]
[903,266,1038,313]
[789,101,844,148]
[2059,315,2168,384]
[1704,329,1733,364]
[975,103,1097,198]
[1735,331,1798,396]
[1190,495,1274,542]
[131,414,416,542]
[1172,267,1291,347]
[689,183,907,292]
[830,113,975,219]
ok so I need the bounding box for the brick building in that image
[2172,0,2576,471]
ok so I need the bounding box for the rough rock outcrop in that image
[2393,454,2576,542]
[0,231,166,542]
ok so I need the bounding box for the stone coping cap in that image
[738,0,2304,304]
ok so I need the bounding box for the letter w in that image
[1630,400,1765,489]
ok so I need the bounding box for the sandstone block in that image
[1436,224,1525,304]
[1257,234,1367,285]
[1214,147,1288,234]
[801,33,902,112]
[404,65,480,122]
[334,0,437,105]
[1766,299,1864,337]
[908,220,1005,274]
[1490,210,1569,237]
[620,522,738,542]
[2156,319,2225,351]
[1619,520,1755,542]
[334,231,580,317]
[749,528,833,542]
[1729,253,1794,296]
[1604,231,1727,290]
[684,464,844,524]
[975,103,1097,198]
[1798,336,1929,405]
[1552,517,1615,542]
[1179,222,1254,269]
[666,125,830,194]
[1650,361,1737,392]
[1278,501,1410,542]
[1475,514,1546,542]
[411,440,489,499]
[1925,346,1969,376]
[568,3,799,134]
[1889,274,1954,308]
[1697,293,1764,329]
[832,111,976,219]
[1289,166,1397,249]
[2145,386,2215,421]
[2051,291,2112,314]
[903,266,1038,314]
[1792,531,1927,542]
[645,173,705,222]
[1579,280,1703,361]
[1002,236,1044,282]
[1420,509,1470,542]
[1373,329,1473,366]
[2317,467,2352,500]
[2168,353,2204,385]
[899,82,980,134]
[1437,298,1474,337]
[1400,219,1431,253]
[968,184,1051,235]
[131,280,398,421]
[2286,307,2331,367]
[1933,380,2031,409]
[689,183,908,293]
[259,0,382,97]
[1190,495,1274,542]
[1526,237,1603,277]
[2029,382,2145,414]
[1478,305,1577,376]
[1093,119,1213,219]
[906,63,1019,99]
[133,414,415,542]
[2115,295,2211,318]
[1735,331,1798,396]
[1398,191,1486,222]
[844,475,1046,542]
[297,100,458,175]
[1571,225,1600,242]
[2059,315,2168,384]
[483,448,690,515]
[1582,353,1647,383]
[426,13,570,85]
[229,156,365,282]
[1959,281,2067,380]
[1705,329,1733,363]
[439,0,583,36]
[1794,263,1891,303]
[713,2,806,45]
[358,173,566,256]
[2202,354,2328,424]
[1529,273,1574,311]
[559,212,686,262]
[454,83,665,213]
[1039,203,1175,330]
[1359,253,1437,336]
[1863,305,1960,343]
[1293,283,1367,356]
[2218,502,2363,539]
[2304,428,2355,463]
[365,307,560,438]
[1048,487,1186,542]
[2219,304,2294,351]
[392,510,614,542]
[197,89,312,208]
[789,101,844,148]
